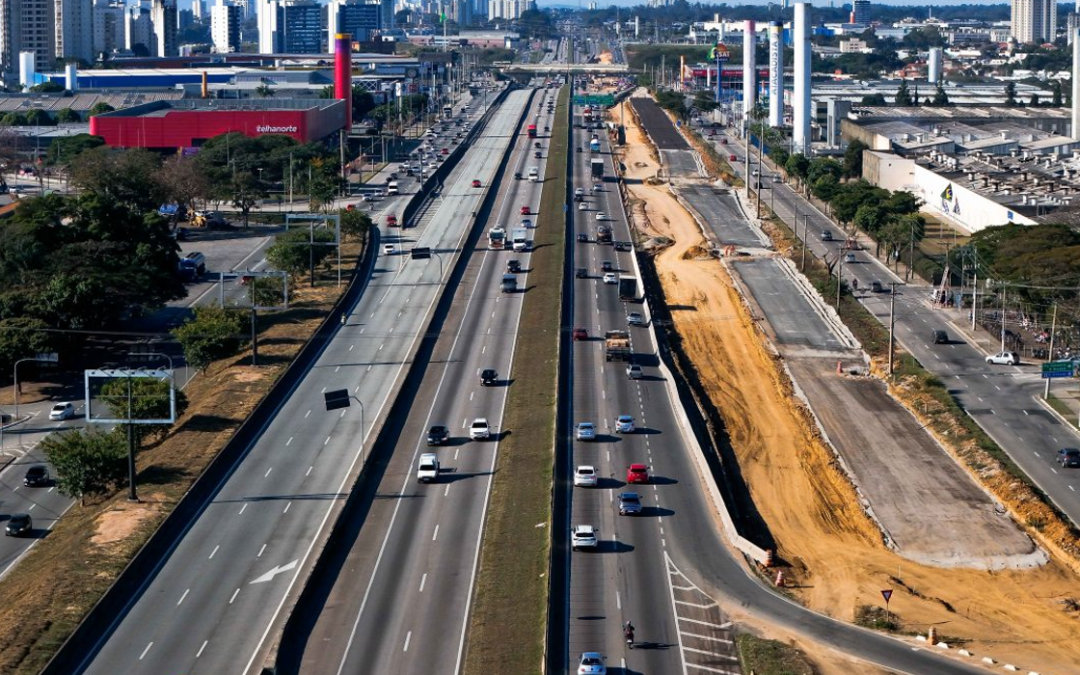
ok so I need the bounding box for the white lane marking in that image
[177,589,189,606]
[685,663,739,674]
[676,599,718,609]
[678,616,730,629]
[340,409,347,418]
[209,545,219,559]
[616,590,621,609]
[454,448,460,460]
[306,466,313,477]
[196,640,208,658]
[230,588,240,604]
[444,484,450,497]
[264,468,273,478]
[433,524,440,541]
[403,631,412,652]
[349,344,354,351]
[419,573,427,593]
[283,501,292,513]
[335,366,341,373]
[258,544,267,558]
[325,436,331,446]
[305,410,311,418]
[681,631,734,644]
[139,643,153,660]
[239,503,248,515]
[286,437,293,446]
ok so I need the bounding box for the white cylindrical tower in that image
[768,20,783,127]
[793,2,811,154]
[65,63,79,92]
[928,47,943,85]
[18,52,36,90]
[743,20,756,121]
[1073,28,1080,140]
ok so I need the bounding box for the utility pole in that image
[1044,303,1057,399]
[800,214,808,272]
[889,282,898,375]
[835,245,844,311]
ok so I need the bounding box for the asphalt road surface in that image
[280,87,553,675]
[630,97,689,150]
[72,91,528,675]
[678,184,769,250]
[721,133,1080,530]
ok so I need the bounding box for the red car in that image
[386,214,398,226]
[572,327,588,341]
[729,154,737,162]
[520,206,530,215]
[472,179,482,188]
[720,138,729,145]
[627,463,649,484]
[442,147,450,155]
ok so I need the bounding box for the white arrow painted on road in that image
[249,559,298,585]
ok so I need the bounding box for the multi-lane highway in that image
[70,88,527,675]
[279,85,558,675]
[720,133,1080,528]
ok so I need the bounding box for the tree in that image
[860,93,887,105]
[807,157,843,185]
[894,79,913,106]
[266,228,337,278]
[1005,82,1017,106]
[394,8,411,23]
[89,102,115,116]
[248,276,285,307]
[1052,79,1063,107]
[352,86,376,122]
[0,112,28,126]
[36,273,117,330]
[0,316,50,376]
[1029,93,1040,107]
[229,171,267,227]
[255,83,273,98]
[339,208,372,240]
[100,376,188,445]
[692,89,718,113]
[55,108,80,123]
[156,155,211,221]
[45,132,103,165]
[68,147,164,211]
[24,109,56,126]
[307,170,339,212]
[30,81,65,93]
[812,173,840,202]
[932,85,950,106]
[883,190,922,216]
[41,427,127,505]
[842,140,869,179]
[173,305,245,372]
[785,153,810,185]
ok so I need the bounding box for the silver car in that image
[576,422,596,441]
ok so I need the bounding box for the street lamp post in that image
[14,353,59,419]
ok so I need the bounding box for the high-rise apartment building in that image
[211,0,241,52]
[1011,0,1056,43]
[487,0,531,20]
[93,0,127,58]
[259,0,325,54]
[851,0,870,25]
[150,0,178,56]
[192,0,203,19]
[0,0,55,81]
[125,4,152,53]
[56,0,94,63]
[327,0,381,47]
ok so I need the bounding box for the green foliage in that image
[172,305,245,372]
[100,376,188,445]
[68,147,164,211]
[692,89,718,113]
[861,93,887,105]
[0,316,50,375]
[89,102,115,116]
[24,109,56,126]
[654,90,688,119]
[811,173,840,202]
[266,228,337,277]
[894,79,913,106]
[228,171,268,226]
[932,84,950,106]
[843,139,869,178]
[41,427,128,505]
[1005,82,1017,106]
[785,153,810,182]
[55,108,80,123]
[516,8,554,39]
[807,157,842,185]
[824,50,904,79]
[248,276,285,307]
[968,224,1080,307]
[45,133,104,165]
[1052,79,1063,107]
[0,112,27,126]
[30,81,65,93]
[339,208,372,239]
[830,180,888,225]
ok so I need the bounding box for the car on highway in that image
[507,259,522,273]
[578,202,588,211]
[5,513,31,537]
[772,174,781,183]
[417,453,440,483]
[572,327,588,341]
[870,281,884,293]
[576,233,588,243]
[48,402,75,421]
[843,252,857,263]
[626,364,642,379]
[576,422,596,441]
[591,183,602,192]
[1056,448,1080,468]
[469,418,491,440]
[534,151,542,159]
[615,415,635,433]
[600,260,614,273]
[595,212,606,221]
[751,169,760,177]
[574,465,598,487]
[986,351,1019,366]
[427,425,450,446]
[626,312,644,326]
[534,141,542,149]
[480,369,498,386]
[821,230,833,241]
[23,465,50,487]
[577,651,606,675]
[441,147,450,155]
[575,267,588,279]
[932,330,949,344]
[471,179,482,188]
[386,214,398,227]
[602,273,617,284]
[618,492,642,516]
[521,206,531,215]
[575,187,585,197]
[627,463,649,484]
[514,171,522,180]
[382,244,396,255]
[571,524,599,551]
[521,218,533,228]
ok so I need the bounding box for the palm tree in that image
[255,84,273,98]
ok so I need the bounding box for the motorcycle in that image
[624,627,634,649]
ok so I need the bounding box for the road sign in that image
[572,94,615,107]
[34,352,58,363]
[324,388,351,411]
[411,247,431,260]
[1041,361,1076,379]
[881,589,893,603]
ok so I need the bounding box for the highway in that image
[279,85,556,675]
[720,133,1080,528]
[71,89,529,675]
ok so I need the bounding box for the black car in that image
[507,260,522,273]
[514,172,522,180]
[23,465,49,487]
[577,147,583,153]
[5,513,31,537]
[575,267,588,278]
[1057,448,1080,468]
[426,425,450,446]
[576,233,588,243]
[534,151,542,159]
[870,281,884,293]
[932,330,949,345]
[601,260,614,273]
[480,369,498,386]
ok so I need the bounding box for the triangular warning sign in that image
[881,589,893,603]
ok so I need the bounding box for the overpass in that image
[502,63,630,75]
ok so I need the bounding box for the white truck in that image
[417,453,440,482]
[528,167,539,182]
[511,227,529,252]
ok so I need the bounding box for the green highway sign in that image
[573,94,615,106]
[1041,360,1077,379]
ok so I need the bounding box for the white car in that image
[571,524,599,551]
[469,418,491,440]
[382,244,396,255]
[626,312,645,326]
[602,273,617,284]
[48,402,75,421]
[578,202,588,211]
[574,465,598,487]
[576,422,596,441]
[595,212,606,221]
[575,187,585,197]
[986,351,1020,366]
[591,183,602,192]
[843,252,857,263]
[615,415,635,433]
[577,652,607,675]
[626,364,642,380]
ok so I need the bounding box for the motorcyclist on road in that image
[340,313,347,326]
[624,621,635,649]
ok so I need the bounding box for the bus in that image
[527,124,537,138]
[442,104,453,120]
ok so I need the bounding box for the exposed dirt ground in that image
[598,51,614,65]
[613,99,1080,674]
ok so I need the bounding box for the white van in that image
[417,453,440,482]
[528,167,539,182]
[387,181,400,195]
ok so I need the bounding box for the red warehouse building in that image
[89,99,346,150]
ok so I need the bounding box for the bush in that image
[172,305,245,372]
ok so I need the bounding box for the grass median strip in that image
[463,85,568,675]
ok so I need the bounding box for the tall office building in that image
[125,3,152,53]
[260,0,324,54]
[93,0,127,57]
[150,0,178,56]
[0,0,55,81]
[488,0,531,20]
[1012,0,1056,43]
[211,0,241,52]
[55,0,94,63]
[851,0,870,25]
[328,0,381,47]
[192,0,203,18]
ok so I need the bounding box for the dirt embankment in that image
[612,99,1080,674]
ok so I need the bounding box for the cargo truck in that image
[511,227,529,252]
[500,274,518,293]
[488,226,506,249]
[618,276,638,300]
[591,158,604,179]
[604,330,631,361]
[527,124,537,138]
